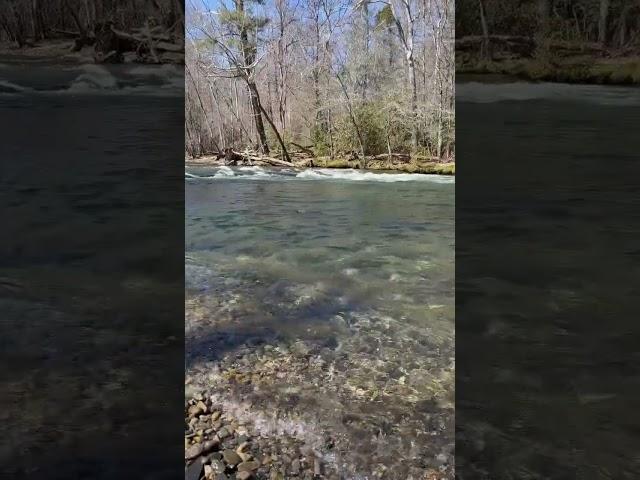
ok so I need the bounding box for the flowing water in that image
[185,166,455,479]
[456,81,640,479]
[1,61,184,478]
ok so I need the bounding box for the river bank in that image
[186,156,455,176]
[457,54,640,85]
[0,39,93,64]
[0,34,183,65]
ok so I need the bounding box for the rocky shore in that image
[185,291,454,480]
[185,393,335,480]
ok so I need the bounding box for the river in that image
[185,167,455,479]
[456,80,640,479]
[1,61,184,478]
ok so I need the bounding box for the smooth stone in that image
[189,404,204,417]
[237,460,260,472]
[211,459,226,473]
[222,449,242,466]
[185,461,203,480]
[185,444,204,460]
[203,437,221,453]
[270,470,284,480]
[237,436,249,447]
[218,427,230,439]
[237,472,252,480]
[196,400,208,413]
[291,459,301,475]
[238,451,252,462]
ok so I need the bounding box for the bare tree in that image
[186,0,455,162]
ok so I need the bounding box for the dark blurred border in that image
[456,2,640,479]
[0,1,184,478]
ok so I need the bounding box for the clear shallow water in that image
[185,166,455,479]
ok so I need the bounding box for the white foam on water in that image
[185,172,215,180]
[238,165,269,176]
[34,64,183,97]
[0,80,31,94]
[186,166,454,183]
[67,64,118,92]
[214,166,235,177]
[296,168,454,183]
[457,81,640,106]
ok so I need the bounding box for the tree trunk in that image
[391,0,418,151]
[313,19,322,128]
[598,0,610,46]
[334,70,366,163]
[31,0,45,40]
[248,81,269,154]
[408,51,418,150]
[404,1,418,151]
[478,0,490,60]
[249,82,291,164]
[237,0,269,154]
[361,0,369,101]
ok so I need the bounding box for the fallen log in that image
[51,28,82,38]
[370,153,411,161]
[219,149,295,167]
[290,142,315,156]
[107,24,184,63]
[243,154,295,167]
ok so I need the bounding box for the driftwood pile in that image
[61,20,184,64]
[215,148,302,168]
[207,147,438,169]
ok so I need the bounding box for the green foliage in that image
[219,10,269,31]
[312,101,416,156]
[334,103,386,155]
[311,125,332,156]
[375,4,395,30]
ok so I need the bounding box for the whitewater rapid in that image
[185,165,455,183]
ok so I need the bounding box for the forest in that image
[186,0,454,170]
[0,0,184,63]
[456,0,640,83]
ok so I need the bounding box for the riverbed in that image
[185,167,455,479]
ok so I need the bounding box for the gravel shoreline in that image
[185,393,336,480]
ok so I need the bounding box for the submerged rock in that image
[222,449,242,466]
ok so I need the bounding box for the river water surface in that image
[1,61,184,478]
[185,167,455,479]
[456,81,640,479]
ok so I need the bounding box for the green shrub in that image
[333,103,387,155]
